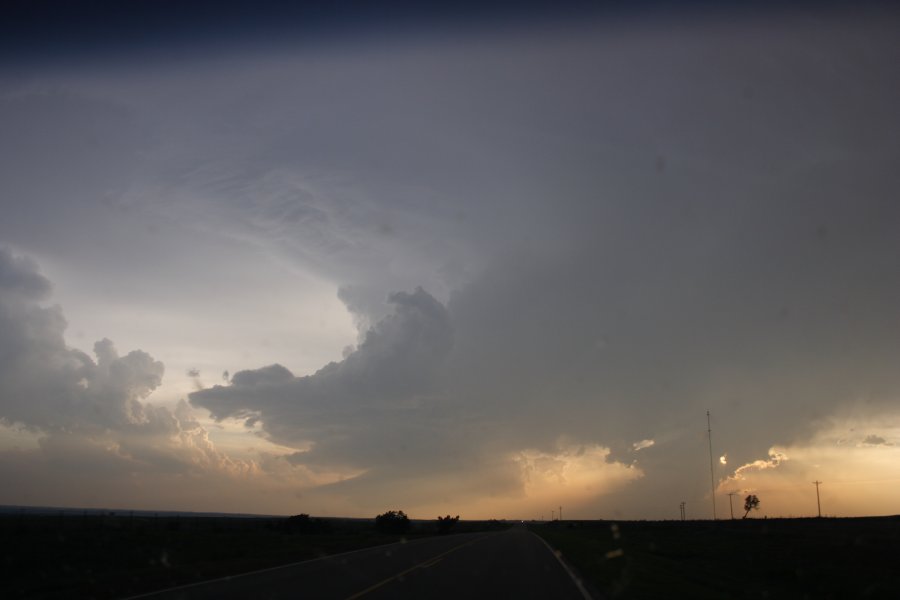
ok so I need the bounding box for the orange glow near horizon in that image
[3,412,899,520]
[718,417,900,518]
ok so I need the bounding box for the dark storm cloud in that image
[191,288,453,447]
[6,0,887,68]
[862,435,890,446]
[189,287,505,504]
[169,8,900,513]
[443,194,900,509]
[0,246,164,432]
[2,3,900,516]
[191,182,900,507]
[0,1,609,53]
[1,0,601,66]
[0,251,51,298]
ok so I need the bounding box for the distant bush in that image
[374,510,410,534]
[284,514,331,534]
[486,519,512,530]
[436,515,460,534]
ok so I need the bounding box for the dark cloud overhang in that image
[2,0,882,67]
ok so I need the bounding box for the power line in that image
[813,480,823,518]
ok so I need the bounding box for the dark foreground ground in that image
[0,513,508,599]
[531,516,900,599]
[4,514,898,599]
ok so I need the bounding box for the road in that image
[128,527,591,599]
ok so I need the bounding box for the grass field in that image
[0,513,506,599]
[531,517,900,599]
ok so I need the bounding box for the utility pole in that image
[679,501,686,521]
[727,491,737,520]
[559,506,563,522]
[551,510,555,521]
[813,481,822,517]
[707,411,717,520]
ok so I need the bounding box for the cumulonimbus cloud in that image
[191,287,454,453]
[0,247,251,489]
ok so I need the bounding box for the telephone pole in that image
[559,506,563,522]
[679,501,686,521]
[727,492,737,520]
[707,411,717,520]
[813,481,822,517]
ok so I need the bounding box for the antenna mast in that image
[707,411,717,520]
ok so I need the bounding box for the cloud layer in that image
[2,7,900,517]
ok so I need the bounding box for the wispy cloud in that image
[726,449,789,482]
[633,439,655,452]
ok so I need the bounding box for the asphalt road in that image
[128,527,590,600]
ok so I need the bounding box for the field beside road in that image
[531,516,900,599]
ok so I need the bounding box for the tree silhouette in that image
[374,510,411,533]
[743,494,760,519]
[436,514,460,534]
[284,513,330,534]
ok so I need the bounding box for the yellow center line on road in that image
[344,534,491,599]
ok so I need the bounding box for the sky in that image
[1,1,899,520]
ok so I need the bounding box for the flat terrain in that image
[5,514,899,599]
[532,517,900,599]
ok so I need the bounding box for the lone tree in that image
[375,510,411,534]
[743,494,760,519]
[284,513,330,534]
[436,514,460,534]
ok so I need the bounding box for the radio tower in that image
[707,411,717,520]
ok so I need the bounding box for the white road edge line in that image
[344,534,493,600]
[530,531,594,600]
